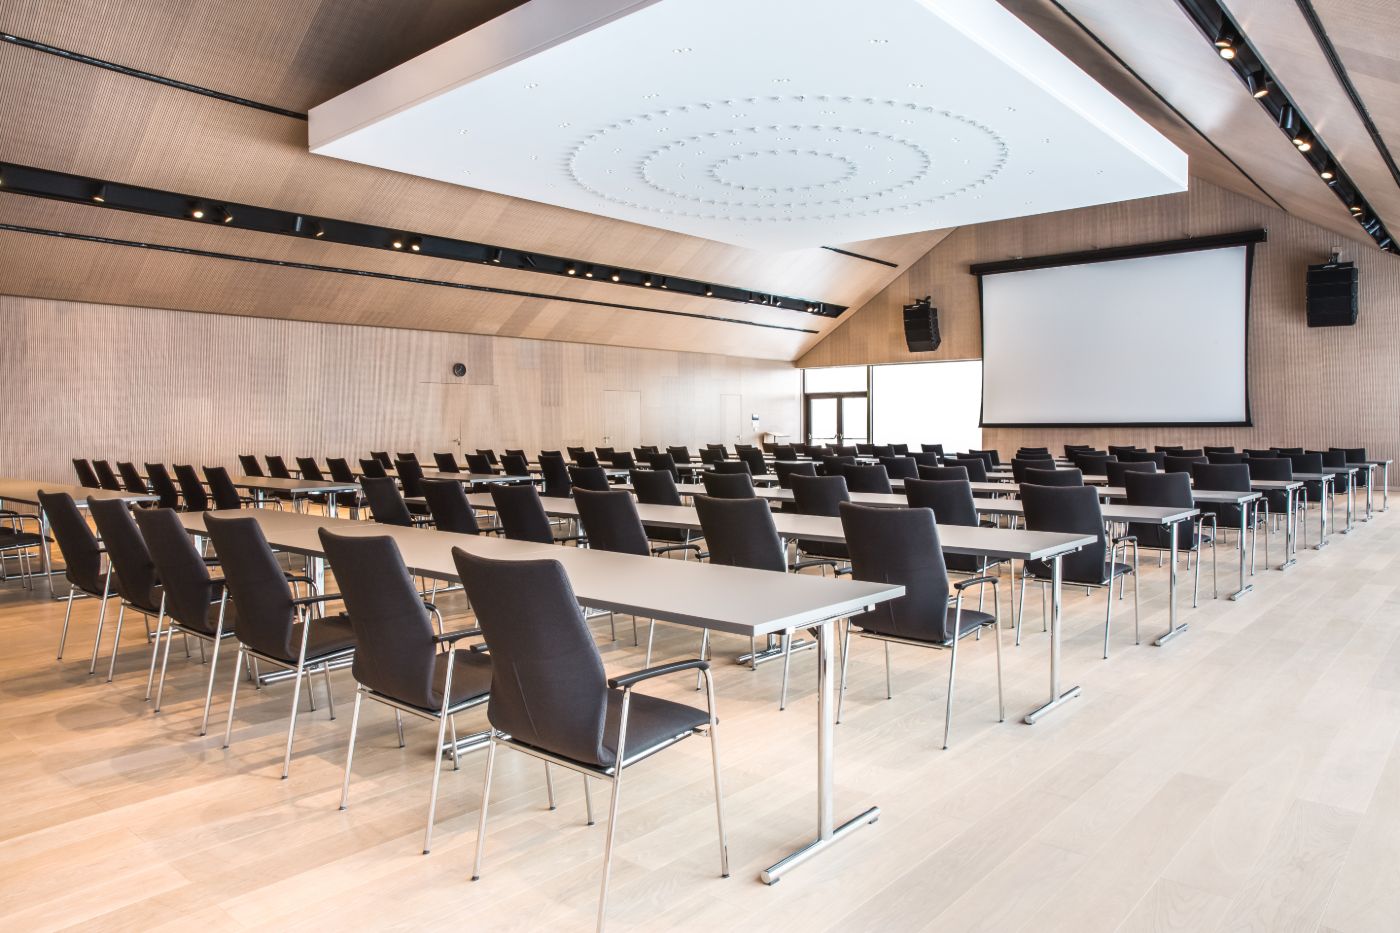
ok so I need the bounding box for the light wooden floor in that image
[2,510,1398,932]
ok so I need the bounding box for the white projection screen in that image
[978,239,1257,427]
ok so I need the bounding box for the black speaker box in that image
[1306,261,1358,327]
[903,297,941,351]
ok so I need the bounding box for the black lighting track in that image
[0,163,845,317]
[0,223,820,335]
[969,228,1267,276]
[819,245,899,268]
[1174,0,1395,254]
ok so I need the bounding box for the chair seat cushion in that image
[798,538,850,560]
[602,690,709,768]
[430,649,493,711]
[286,614,358,664]
[0,530,46,548]
[1028,561,1132,586]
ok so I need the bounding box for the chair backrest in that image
[568,465,611,492]
[574,451,601,469]
[38,490,104,593]
[667,446,692,464]
[204,466,245,510]
[774,445,797,460]
[707,444,730,458]
[500,454,532,477]
[144,463,181,509]
[698,447,723,465]
[693,495,785,572]
[320,529,439,710]
[648,452,680,480]
[970,448,1001,467]
[840,502,955,642]
[134,507,218,633]
[631,468,683,506]
[789,474,850,517]
[1332,446,1367,463]
[115,461,148,494]
[1243,449,1277,460]
[1192,462,1251,491]
[464,453,495,475]
[1064,444,1094,458]
[394,459,426,497]
[868,445,893,459]
[1273,447,1304,456]
[943,457,988,482]
[370,451,392,467]
[1120,450,1167,468]
[712,460,751,475]
[537,454,572,498]
[738,448,769,476]
[1105,460,1157,487]
[775,460,818,489]
[1017,449,1055,461]
[361,476,415,527]
[421,479,481,534]
[1019,484,1107,584]
[433,452,460,472]
[920,443,945,457]
[890,444,910,455]
[72,458,100,488]
[1174,448,1205,458]
[327,457,356,483]
[296,457,325,481]
[841,464,893,494]
[605,451,631,470]
[1106,445,1138,458]
[1203,446,1236,454]
[505,449,527,460]
[1164,455,1206,474]
[1023,467,1084,487]
[237,454,263,476]
[855,443,874,456]
[1123,470,1194,507]
[701,471,755,498]
[172,464,210,512]
[1073,454,1116,476]
[359,457,388,478]
[879,456,919,480]
[1010,458,1040,483]
[87,496,159,610]
[92,460,122,491]
[489,484,554,543]
[1246,457,1293,481]
[265,456,292,478]
[594,446,615,464]
[567,446,586,461]
[573,488,650,556]
[1315,449,1347,469]
[204,513,303,660]
[903,477,978,526]
[453,548,616,766]
[473,449,495,465]
[910,452,941,468]
[917,464,969,482]
[1206,451,1245,464]
[819,455,856,477]
[1154,445,1185,453]
[835,445,859,457]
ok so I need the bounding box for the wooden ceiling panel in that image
[1311,0,1400,171]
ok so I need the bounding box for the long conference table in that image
[174,507,910,884]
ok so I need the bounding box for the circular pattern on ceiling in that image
[565,95,1007,225]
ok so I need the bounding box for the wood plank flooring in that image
[1,510,1397,932]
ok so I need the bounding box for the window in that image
[871,361,982,453]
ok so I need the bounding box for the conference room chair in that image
[358,457,388,479]
[1331,447,1369,490]
[1120,450,1167,468]
[392,451,417,464]
[473,450,497,467]
[0,501,44,590]
[648,452,681,481]
[1017,448,1055,460]
[788,474,852,575]
[773,444,797,460]
[1018,484,1138,659]
[1154,445,1185,453]
[500,454,532,477]
[879,456,919,480]
[909,452,941,468]
[1287,452,1327,510]
[136,507,238,730]
[569,465,612,492]
[701,471,755,499]
[636,444,660,457]
[321,530,491,855]
[237,454,264,476]
[1010,458,1043,484]
[871,445,895,459]
[1194,462,1267,568]
[117,461,150,495]
[490,484,579,544]
[943,456,989,483]
[707,443,730,459]
[611,451,636,471]
[1313,450,1352,496]
[455,548,725,928]
[699,447,723,466]
[842,464,893,494]
[1023,467,1084,487]
[1164,454,1206,474]
[629,469,706,554]
[432,452,460,472]
[37,490,114,661]
[970,448,1001,467]
[369,451,393,468]
[1248,456,1302,544]
[1105,460,1157,489]
[1243,448,1277,460]
[420,478,486,535]
[1204,446,1236,455]
[738,447,769,478]
[1106,445,1140,459]
[1273,447,1305,456]
[172,464,211,513]
[537,453,573,498]
[1072,453,1116,476]
[1206,451,1246,464]
[917,464,971,482]
[837,502,1003,747]
[205,466,254,511]
[205,513,354,773]
[362,476,432,528]
[264,455,298,507]
[537,449,559,460]
[92,460,123,491]
[1123,471,1216,605]
[72,458,101,488]
[567,446,587,462]
[326,458,367,518]
[506,450,528,461]
[920,443,945,459]
[819,454,857,477]
[83,496,162,679]
[667,445,693,466]
[290,457,337,512]
[890,444,910,456]
[835,445,859,457]
[712,460,752,476]
[144,463,182,510]
[855,443,875,456]
[464,453,496,475]
[774,460,817,489]
[1174,448,1205,458]
[904,477,1005,574]
[575,451,601,469]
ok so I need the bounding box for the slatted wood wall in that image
[0,296,800,483]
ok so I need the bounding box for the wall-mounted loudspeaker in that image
[1306,259,1358,327]
[903,296,941,351]
[451,362,467,377]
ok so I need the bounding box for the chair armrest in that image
[283,573,317,586]
[1112,535,1138,545]
[290,592,343,607]
[652,543,702,556]
[433,627,482,644]
[608,659,709,690]
[953,574,998,591]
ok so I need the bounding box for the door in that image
[720,393,742,445]
[805,392,868,445]
[603,390,641,451]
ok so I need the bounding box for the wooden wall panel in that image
[798,176,1400,470]
[0,296,800,484]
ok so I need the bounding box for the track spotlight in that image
[409,236,422,252]
[292,215,322,237]
[1293,132,1312,152]
[215,205,234,223]
[1362,216,1381,234]
[1278,105,1298,135]
[565,263,577,275]
[1214,28,1237,59]
[92,183,107,203]
[1379,237,1393,251]
[659,277,668,289]
[188,202,206,220]
[704,285,714,296]
[391,235,405,249]
[489,248,502,263]
[1318,165,1335,181]
[643,274,653,286]
[583,265,594,278]
[1245,70,1271,99]
[1349,203,1363,214]
[610,270,621,282]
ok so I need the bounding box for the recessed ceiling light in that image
[672,47,692,53]
[409,236,422,252]
[524,82,538,89]
[391,237,404,249]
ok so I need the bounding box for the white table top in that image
[0,479,158,507]
[178,509,903,638]
[233,476,359,494]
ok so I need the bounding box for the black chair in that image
[611,451,636,471]
[116,462,149,495]
[1164,455,1206,474]
[433,452,461,472]
[788,474,851,573]
[1155,445,1185,453]
[707,444,730,459]
[1273,447,1305,456]
[1314,450,1352,496]
[648,452,681,481]
[879,456,919,480]
[455,548,725,924]
[910,452,942,468]
[630,469,705,554]
[205,466,253,510]
[72,458,101,488]
[1022,467,1083,487]
[738,448,769,478]
[490,484,576,544]
[326,457,366,518]
[91,459,122,491]
[86,496,163,681]
[819,455,856,477]
[1194,463,1266,566]
[1203,446,1236,455]
[1287,453,1327,513]
[205,513,354,774]
[1121,450,1167,468]
[362,476,432,528]
[322,530,491,855]
[1174,448,1205,458]
[870,445,894,459]
[538,453,572,498]
[359,457,388,479]
[943,457,988,483]
[0,498,45,590]
[1073,453,1116,476]
[1124,471,1216,605]
[667,446,693,466]
[266,455,293,479]
[1105,460,1157,490]
[574,451,601,469]
[38,490,113,661]
[136,507,238,729]
[917,465,970,482]
[569,465,612,492]
[834,445,859,457]
[474,449,496,466]
[773,445,797,460]
[595,446,616,465]
[700,472,754,499]
[296,457,324,480]
[464,453,496,475]
[698,448,723,466]
[1249,456,1302,546]
[144,463,181,510]
[1106,445,1139,459]
[837,503,1002,747]
[500,454,532,477]
[1206,451,1246,464]
[1010,458,1047,484]
[420,479,485,534]
[370,451,393,468]
[172,464,210,512]
[1018,484,1137,658]
[567,446,588,462]
[1064,444,1094,458]
[890,444,910,456]
[774,461,817,489]
[238,455,264,477]
[904,478,1005,575]
[504,449,527,461]
[711,461,752,476]
[969,448,1001,467]
[920,443,945,458]
[841,464,893,494]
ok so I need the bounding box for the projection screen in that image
[977,236,1259,427]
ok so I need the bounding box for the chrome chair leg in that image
[1103,574,1114,660]
[423,659,455,854]
[545,763,557,810]
[582,775,595,826]
[323,663,336,720]
[58,584,77,659]
[395,710,406,747]
[1015,570,1027,646]
[198,634,226,736]
[145,595,167,701]
[942,626,960,749]
[644,619,655,667]
[702,668,730,878]
[883,641,893,699]
[779,631,792,711]
[87,566,113,673]
[153,623,177,712]
[596,699,630,933]
[339,688,364,809]
[281,655,306,780]
[105,602,127,682]
[223,646,243,747]
[837,621,853,724]
[470,733,498,881]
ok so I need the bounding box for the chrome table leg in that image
[1154,519,1186,646]
[1277,486,1297,570]
[737,634,814,667]
[1025,555,1081,723]
[1229,500,1254,601]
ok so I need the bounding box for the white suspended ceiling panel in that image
[309,0,1188,251]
